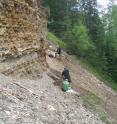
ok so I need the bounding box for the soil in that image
[46,48,117,123]
[0,43,117,124]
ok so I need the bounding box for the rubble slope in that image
[0,73,105,124]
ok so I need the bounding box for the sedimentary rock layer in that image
[0,0,47,60]
[0,0,47,78]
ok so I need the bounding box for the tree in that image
[105,5,117,81]
[43,0,68,38]
[43,0,117,84]
[43,0,78,38]
[79,0,100,41]
[65,22,95,57]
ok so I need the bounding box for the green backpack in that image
[63,80,71,92]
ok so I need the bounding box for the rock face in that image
[0,0,47,78]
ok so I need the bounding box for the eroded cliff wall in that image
[0,0,48,79]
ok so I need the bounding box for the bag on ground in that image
[63,80,71,92]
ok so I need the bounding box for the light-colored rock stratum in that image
[0,0,47,79]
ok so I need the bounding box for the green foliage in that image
[65,22,95,57]
[44,0,117,89]
[73,23,95,53]
[78,0,100,41]
[104,5,117,82]
[47,32,66,49]
[43,0,68,38]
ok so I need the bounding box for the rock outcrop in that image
[0,0,47,79]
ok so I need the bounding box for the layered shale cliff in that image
[0,0,48,79]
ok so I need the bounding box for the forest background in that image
[43,0,117,90]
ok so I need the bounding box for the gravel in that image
[0,73,105,124]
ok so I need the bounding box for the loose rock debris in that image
[0,74,105,124]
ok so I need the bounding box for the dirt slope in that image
[0,71,105,124]
[0,40,116,123]
[46,48,117,123]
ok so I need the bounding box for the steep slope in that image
[0,73,105,124]
[46,47,117,123]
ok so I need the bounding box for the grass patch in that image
[83,93,100,110]
[77,58,117,91]
[47,32,66,49]
[99,112,111,124]
[83,93,111,124]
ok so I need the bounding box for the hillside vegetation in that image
[47,32,117,91]
[44,0,117,90]
[47,32,66,48]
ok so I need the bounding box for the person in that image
[55,47,61,57]
[62,67,71,83]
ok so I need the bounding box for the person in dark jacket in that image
[62,67,71,83]
[55,47,61,57]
